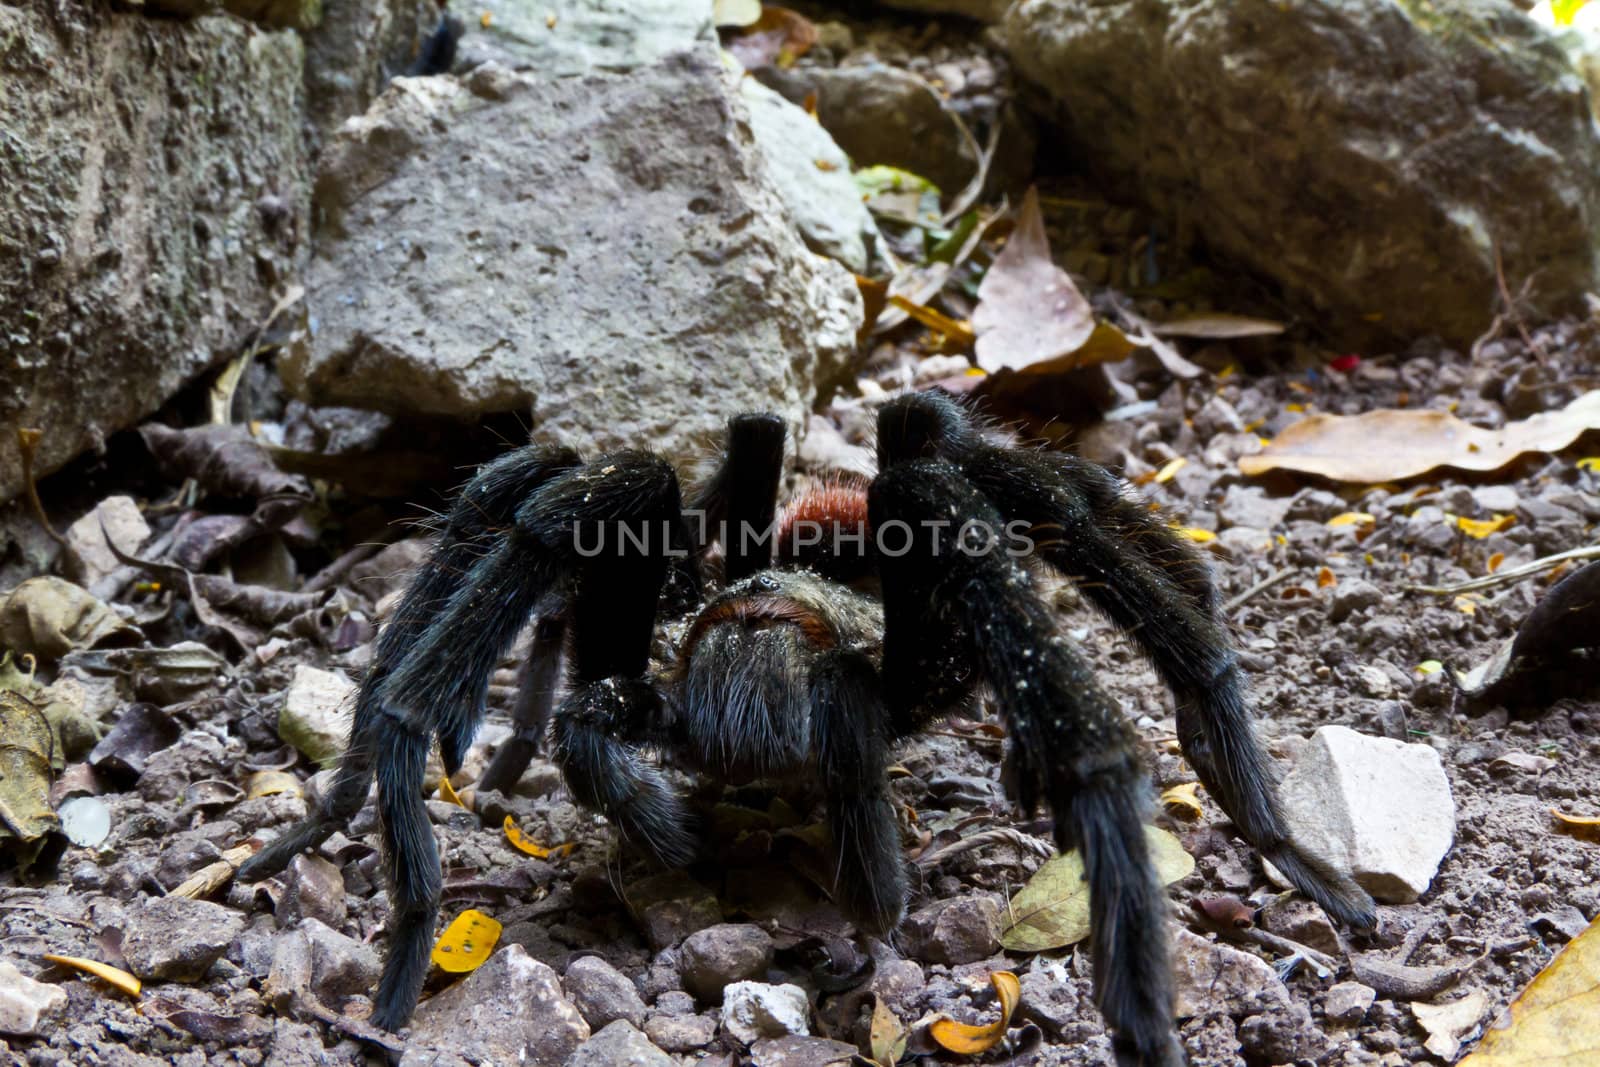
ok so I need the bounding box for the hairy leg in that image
[870,458,1181,1067]
[878,391,1375,929]
[477,611,567,795]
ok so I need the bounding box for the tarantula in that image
[240,390,1374,1065]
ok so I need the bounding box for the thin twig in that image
[1222,568,1293,613]
[16,429,67,548]
[1405,544,1600,595]
[916,827,1053,869]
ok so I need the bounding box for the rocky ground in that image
[3,3,1599,1067]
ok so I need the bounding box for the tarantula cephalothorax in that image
[239,390,1375,1065]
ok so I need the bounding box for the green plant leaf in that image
[998,826,1194,952]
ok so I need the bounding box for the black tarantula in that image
[239,390,1375,1065]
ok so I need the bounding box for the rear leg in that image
[478,610,568,795]
[879,391,1376,929]
[870,459,1181,1067]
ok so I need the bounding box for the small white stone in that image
[1277,725,1456,903]
[279,665,356,769]
[0,960,67,1036]
[721,981,810,1046]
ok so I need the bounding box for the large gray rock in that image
[283,50,859,462]
[454,0,709,77]
[0,0,309,503]
[1004,0,1600,347]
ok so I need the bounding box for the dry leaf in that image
[999,826,1194,951]
[1551,809,1600,843]
[1153,457,1187,484]
[246,771,303,800]
[1459,916,1600,1065]
[1150,313,1286,339]
[431,909,501,974]
[972,187,1101,374]
[1178,527,1216,543]
[43,954,142,998]
[0,577,138,659]
[1327,512,1375,528]
[1160,782,1203,821]
[928,970,1020,1055]
[888,295,975,351]
[438,774,468,809]
[0,682,57,845]
[1488,552,1506,573]
[723,6,817,69]
[870,994,907,1066]
[1240,391,1600,483]
[1414,990,1489,1061]
[504,816,575,860]
[1457,514,1515,539]
[1317,567,1337,588]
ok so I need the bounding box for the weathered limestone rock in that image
[1276,725,1455,903]
[403,945,589,1066]
[0,0,309,502]
[302,0,438,138]
[284,49,859,462]
[455,0,710,76]
[1004,0,1600,347]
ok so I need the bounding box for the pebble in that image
[1018,959,1081,1036]
[1257,897,1340,956]
[679,923,774,1001]
[867,957,925,1013]
[1170,927,1292,1018]
[567,1021,673,1067]
[1192,395,1245,439]
[278,665,356,769]
[1274,725,1456,903]
[121,896,246,981]
[644,1012,718,1052]
[403,946,589,1066]
[0,961,66,1037]
[1323,981,1376,1025]
[722,982,811,1045]
[1530,905,1590,943]
[277,854,346,929]
[628,871,723,951]
[1352,664,1394,699]
[1216,485,1291,531]
[263,918,380,1009]
[1470,485,1518,513]
[750,1035,861,1066]
[64,495,149,594]
[899,895,1001,965]
[1327,579,1383,623]
[565,955,647,1029]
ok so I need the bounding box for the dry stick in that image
[1492,244,1548,365]
[1222,567,1294,613]
[16,429,67,548]
[915,827,1053,869]
[1405,544,1600,596]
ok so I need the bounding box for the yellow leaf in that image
[479,11,492,27]
[929,971,1021,1055]
[504,816,575,860]
[999,826,1194,951]
[438,774,468,809]
[1458,915,1600,1065]
[1416,660,1443,675]
[246,770,303,800]
[1160,782,1203,821]
[888,295,976,351]
[1454,596,1477,616]
[1552,808,1600,844]
[1153,457,1187,484]
[1457,514,1514,539]
[431,909,501,974]
[1326,512,1375,528]
[1240,392,1600,483]
[43,955,141,998]
[870,995,907,1067]
[1553,0,1593,27]
[1578,457,1600,472]
[1285,402,1306,414]
[1178,527,1216,543]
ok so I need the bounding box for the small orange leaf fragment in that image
[1317,566,1337,588]
[479,11,492,27]
[929,971,1021,1054]
[431,909,501,973]
[888,295,976,350]
[504,816,575,860]
[43,955,141,998]
[1160,782,1203,821]
[1487,552,1505,573]
[1153,457,1187,484]
[1326,512,1375,528]
[1457,514,1514,539]
[438,774,467,809]
[1551,808,1600,843]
